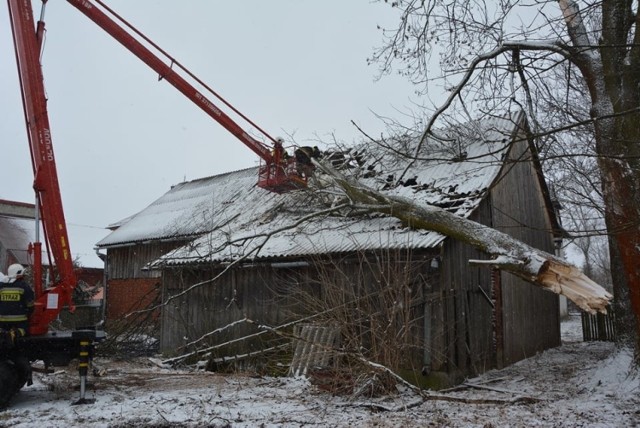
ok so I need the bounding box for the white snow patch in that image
[2,316,639,427]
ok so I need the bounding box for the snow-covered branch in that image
[315,159,612,314]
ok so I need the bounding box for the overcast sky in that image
[0,1,425,268]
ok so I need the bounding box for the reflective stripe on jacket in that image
[0,287,25,302]
[0,314,28,322]
[0,280,34,323]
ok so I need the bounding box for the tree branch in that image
[314,159,612,314]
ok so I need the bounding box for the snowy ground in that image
[1,314,638,427]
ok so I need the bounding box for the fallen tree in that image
[314,160,612,315]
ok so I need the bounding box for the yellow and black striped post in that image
[71,330,100,405]
[78,339,90,400]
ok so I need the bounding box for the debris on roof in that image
[98,112,525,266]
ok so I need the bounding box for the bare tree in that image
[368,0,640,358]
[290,249,428,374]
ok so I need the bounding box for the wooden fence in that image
[581,310,616,342]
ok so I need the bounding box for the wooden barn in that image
[97,112,562,385]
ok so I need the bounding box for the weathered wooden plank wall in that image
[439,197,495,377]
[491,132,560,366]
[104,241,187,322]
[160,264,313,357]
[107,242,186,279]
[160,252,436,373]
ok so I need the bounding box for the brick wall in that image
[106,278,160,321]
[77,267,103,287]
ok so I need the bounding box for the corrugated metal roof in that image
[154,215,447,266]
[98,112,525,266]
[97,168,265,247]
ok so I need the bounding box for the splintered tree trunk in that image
[321,166,612,314]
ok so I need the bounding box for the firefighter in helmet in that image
[0,264,35,338]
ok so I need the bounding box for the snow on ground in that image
[1,314,638,427]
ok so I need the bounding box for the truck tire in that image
[0,360,19,409]
[12,356,30,393]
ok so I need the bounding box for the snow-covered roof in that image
[96,169,252,247]
[98,112,527,265]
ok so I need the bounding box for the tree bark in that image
[560,0,640,350]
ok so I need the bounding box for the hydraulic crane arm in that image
[7,0,296,405]
[66,0,306,193]
[65,0,275,162]
[8,0,307,335]
[8,0,75,336]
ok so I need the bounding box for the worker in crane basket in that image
[0,264,35,340]
[294,146,321,177]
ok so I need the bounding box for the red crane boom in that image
[8,0,76,336]
[3,0,310,406]
[10,0,309,336]
[66,0,306,193]
[69,0,273,159]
